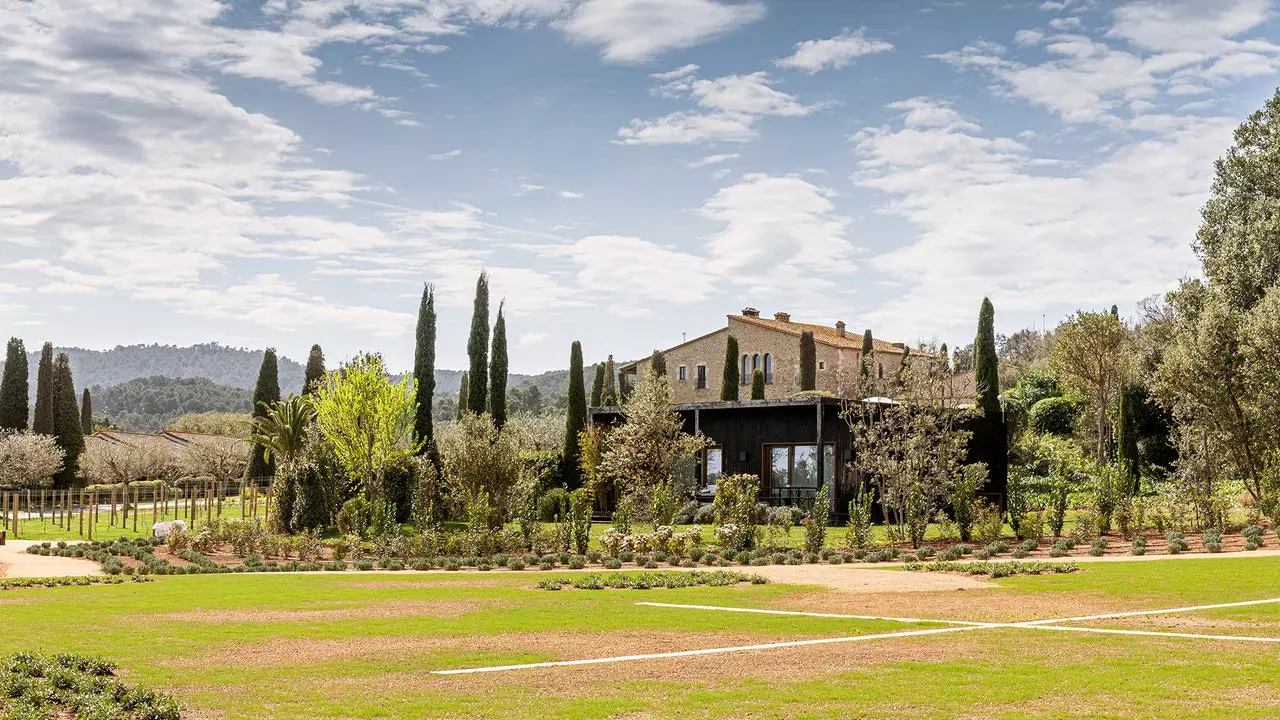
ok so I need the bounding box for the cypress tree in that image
[81,388,93,435]
[457,371,469,417]
[939,343,950,371]
[413,284,437,453]
[590,363,605,407]
[1116,384,1141,493]
[245,348,281,481]
[304,344,326,396]
[721,335,740,401]
[32,342,55,435]
[465,271,490,415]
[601,355,617,406]
[650,350,667,377]
[489,301,508,429]
[51,354,85,488]
[799,331,816,391]
[563,341,587,488]
[1110,304,1119,319]
[0,338,29,432]
[750,368,766,400]
[974,297,1001,413]
[860,329,873,379]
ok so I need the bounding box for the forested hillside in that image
[5,344,307,392]
[92,376,253,432]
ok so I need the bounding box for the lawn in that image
[3,557,1279,718]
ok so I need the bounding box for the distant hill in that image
[92,376,253,432]
[8,343,307,393]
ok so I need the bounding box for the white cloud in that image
[428,149,463,159]
[568,235,715,303]
[616,110,756,145]
[886,97,981,131]
[1049,16,1083,30]
[773,28,894,74]
[1015,29,1045,46]
[685,72,823,116]
[651,64,700,80]
[519,183,547,192]
[851,97,1230,337]
[558,190,585,199]
[556,0,765,63]
[686,153,740,168]
[517,332,549,347]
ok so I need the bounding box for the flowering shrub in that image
[712,474,760,551]
[598,528,631,558]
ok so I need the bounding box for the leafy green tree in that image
[32,343,54,435]
[456,371,469,417]
[650,350,667,377]
[602,355,617,406]
[974,297,1001,413]
[304,345,326,396]
[245,349,281,480]
[413,284,437,454]
[1195,88,1280,313]
[1116,383,1141,492]
[466,271,490,415]
[721,335,740,401]
[750,368,765,400]
[0,338,29,432]
[489,301,508,429]
[80,388,93,435]
[51,353,85,488]
[1050,310,1129,459]
[248,395,316,469]
[590,363,605,407]
[563,341,587,488]
[312,352,420,503]
[799,331,816,391]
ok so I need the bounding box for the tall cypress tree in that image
[974,297,1001,413]
[245,348,281,480]
[0,338,29,432]
[601,355,617,406]
[750,368,766,400]
[721,335,740,401]
[563,341,587,488]
[860,329,874,378]
[489,302,508,429]
[51,354,84,488]
[799,331,816,391]
[590,363,605,407]
[650,350,667,377]
[466,271,490,415]
[413,284,437,453]
[939,342,950,371]
[80,388,93,435]
[304,344,326,396]
[32,342,55,435]
[457,371,469,418]
[1116,384,1141,493]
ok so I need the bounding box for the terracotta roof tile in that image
[730,315,906,354]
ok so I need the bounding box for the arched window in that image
[741,354,750,384]
[752,354,760,374]
[763,353,773,383]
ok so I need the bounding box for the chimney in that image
[774,311,791,323]
[835,321,846,337]
[741,307,760,318]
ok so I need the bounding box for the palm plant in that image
[249,395,316,469]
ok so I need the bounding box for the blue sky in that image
[2,0,1279,374]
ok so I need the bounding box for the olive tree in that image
[0,432,64,489]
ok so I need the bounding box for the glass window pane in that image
[706,448,723,487]
[770,447,790,489]
[792,445,819,489]
[824,444,835,485]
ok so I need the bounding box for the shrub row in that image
[0,652,181,720]
[535,570,768,590]
[904,560,1079,578]
[0,576,153,590]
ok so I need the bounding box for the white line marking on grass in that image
[430,625,993,675]
[1029,625,1280,643]
[634,602,993,626]
[1014,597,1280,627]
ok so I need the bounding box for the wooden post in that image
[13,492,19,538]
[78,491,84,537]
[240,481,246,519]
[110,485,117,526]
[39,489,44,522]
[251,483,258,521]
[132,485,138,534]
[88,492,95,540]
[217,482,224,521]
[152,486,158,526]
[263,480,272,527]
[205,481,212,524]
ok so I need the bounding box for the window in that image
[696,364,707,389]
[877,363,884,379]
[705,447,723,489]
[741,354,749,385]
[752,353,760,374]
[764,443,836,491]
[818,361,826,370]
[678,365,687,382]
[763,353,773,383]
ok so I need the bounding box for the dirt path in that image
[747,564,992,592]
[0,540,102,578]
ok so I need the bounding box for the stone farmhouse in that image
[619,308,913,404]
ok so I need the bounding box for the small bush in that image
[508,558,526,571]
[1131,536,1147,556]
[1202,528,1223,553]
[355,559,375,571]
[602,557,621,570]
[444,559,462,571]
[644,560,659,569]
[568,555,586,570]
[538,560,554,571]
[1165,531,1188,554]
[1048,544,1069,558]
[916,545,937,560]
[1089,538,1108,557]
[619,551,635,564]
[586,550,602,563]
[1242,525,1265,546]
[1011,548,1030,559]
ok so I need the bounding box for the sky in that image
[2,0,1279,375]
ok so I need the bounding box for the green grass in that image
[3,557,1280,718]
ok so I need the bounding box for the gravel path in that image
[0,540,102,578]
